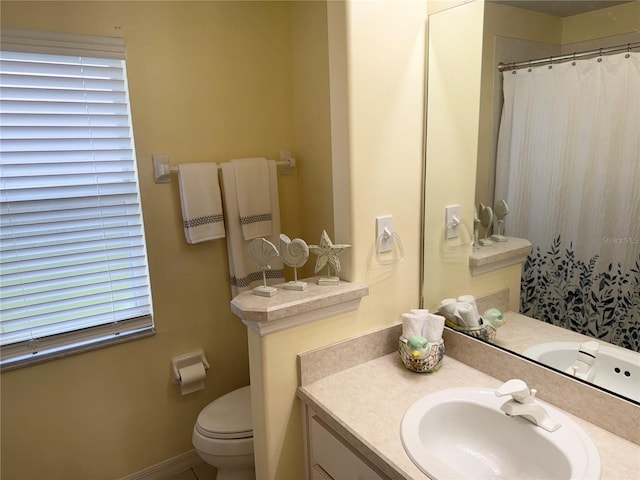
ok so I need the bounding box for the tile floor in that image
[166,462,217,480]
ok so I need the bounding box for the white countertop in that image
[298,352,640,480]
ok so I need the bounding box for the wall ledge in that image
[231,277,369,336]
[469,236,532,276]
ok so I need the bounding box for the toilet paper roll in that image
[178,363,206,396]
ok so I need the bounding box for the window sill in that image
[1,327,155,372]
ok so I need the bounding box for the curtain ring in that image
[528,60,532,72]
[572,52,577,66]
[626,43,631,58]
[596,48,603,62]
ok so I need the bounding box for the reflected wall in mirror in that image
[425,0,639,404]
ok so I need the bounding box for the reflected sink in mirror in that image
[401,387,601,480]
[524,341,640,403]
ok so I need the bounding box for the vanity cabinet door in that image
[309,415,387,480]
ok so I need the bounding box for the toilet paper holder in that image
[171,349,210,384]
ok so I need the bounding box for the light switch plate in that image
[445,205,461,239]
[376,215,394,252]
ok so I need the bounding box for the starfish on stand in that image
[308,230,351,285]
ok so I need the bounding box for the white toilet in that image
[192,385,255,480]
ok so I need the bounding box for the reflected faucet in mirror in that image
[565,341,599,382]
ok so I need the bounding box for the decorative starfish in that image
[308,230,351,277]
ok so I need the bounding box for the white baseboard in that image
[119,449,204,480]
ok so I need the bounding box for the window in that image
[0,29,154,369]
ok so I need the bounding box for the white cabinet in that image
[306,411,388,480]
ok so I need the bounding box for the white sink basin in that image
[524,341,640,402]
[401,387,601,480]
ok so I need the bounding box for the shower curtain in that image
[495,51,640,351]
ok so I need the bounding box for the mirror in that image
[424,0,639,404]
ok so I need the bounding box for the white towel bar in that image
[153,150,296,184]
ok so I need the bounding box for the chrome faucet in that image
[495,379,561,432]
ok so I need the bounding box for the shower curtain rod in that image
[498,41,640,72]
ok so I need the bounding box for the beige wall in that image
[562,1,640,45]
[289,1,334,280]
[249,1,429,478]
[249,2,640,477]
[422,0,522,311]
[1,1,548,479]
[0,2,305,479]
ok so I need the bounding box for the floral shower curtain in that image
[495,51,640,351]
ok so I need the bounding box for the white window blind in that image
[0,29,154,369]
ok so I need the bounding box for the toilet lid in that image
[196,385,253,439]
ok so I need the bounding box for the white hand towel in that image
[401,313,423,339]
[177,163,225,244]
[220,160,284,296]
[439,298,457,319]
[455,302,480,328]
[423,313,445,342]
[411,309,429,321]
[457,295,480,319]
[231,158,272,240]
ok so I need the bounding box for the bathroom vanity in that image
[306,412,387,480]
[297,324,640,480]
